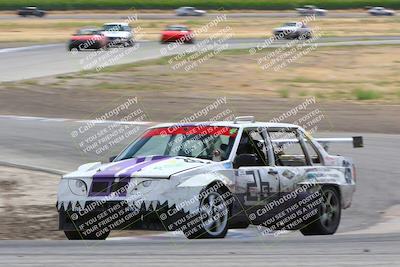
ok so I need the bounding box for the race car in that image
[68,28,109,51]
[296,5,327,16]
[17,6,46,17]
[101,22,135,47]
[368,7,395,16]
[57,116,362,240]
[273,22,312,40]
[175,7,206,16]
[161,25,194,44]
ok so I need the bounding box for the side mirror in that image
[233,154,258,169]
[109,155,117,162]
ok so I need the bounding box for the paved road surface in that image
[0,116,399,233]
[0,233,399,266]
[1,36,400,81]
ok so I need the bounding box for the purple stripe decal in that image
[93,156,169,179]
[119,157,169,177]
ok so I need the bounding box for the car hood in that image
[101,31,131,38]
[162,30,190,35]
[63,156,211,179]
[70,35,102,41]
[273,26,298,32]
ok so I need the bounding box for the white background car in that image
[175,7,206,16]
[101,22,134,46]
[296,5,327,16]
[368,7,395,16]
[57,116,362,240]
[273,22,313,39]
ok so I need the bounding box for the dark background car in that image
[17,6,47,17]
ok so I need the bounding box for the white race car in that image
[273,22,313,39]
[296,5,327,16]
[368,7,395,16]
[57,116,362,240]
[175,6,206,16]
[101,22,135,46]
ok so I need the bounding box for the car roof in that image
[150,121,298,130]
[103,22,129,26]
[76,28,101,34]
[167,25,188,28]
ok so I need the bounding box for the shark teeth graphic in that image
[151,201,158,211]
[71,201,77,211]
[144,201,152,210]
[78,201,86,210]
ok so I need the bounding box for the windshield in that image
[283,23,297,27]
[103,25,131,31]
[166,26,188,31]
[116,125,238,161]
[75,29,100,35]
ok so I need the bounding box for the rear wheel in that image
[300,186,341,235]
[64,230,109,240]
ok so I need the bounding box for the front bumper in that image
[58,200,189,232]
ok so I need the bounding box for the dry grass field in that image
[0,15,400,43]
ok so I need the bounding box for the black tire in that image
[68,46,79,52]
[300,186,341,236]
[183,183,232,239]
[64,230,110,240]
[126,39,135,46]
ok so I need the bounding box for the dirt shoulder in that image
[0,45,399,134]
[0,165,159,239]
[0,165,62,239]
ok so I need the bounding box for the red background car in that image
[161,25,194,44]
[68,28,109,51]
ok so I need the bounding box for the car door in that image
[233,127,280,212]
[266,127,314,192]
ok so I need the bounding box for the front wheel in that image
[300,186,341,235]
[183,186,231,239]
[64,230,110,240]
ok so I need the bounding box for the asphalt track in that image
[0,11,382,20]
[0,115,400,266]
[0,116,400,232]
[1,233,400,266]
[1,36,400,81]
[1,13,400,263]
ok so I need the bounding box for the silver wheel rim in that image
[200,192,228,236]
[320,189,339,229]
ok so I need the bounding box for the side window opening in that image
[235,128,269,166]
[304,138,322,165]
[268,128,310,167]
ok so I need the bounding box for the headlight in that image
[128,180,153,193]
[68,179,88,196]
[142,180,152,187]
